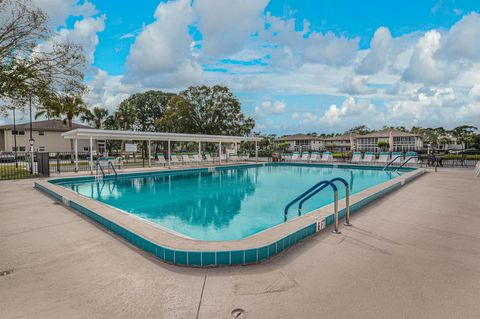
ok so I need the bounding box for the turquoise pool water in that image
[57,164,402,241]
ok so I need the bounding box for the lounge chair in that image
[405,152,418,165]
[474,161,480,177]
[300,152,310,161]
[170,153,183,165]
[182,154,195,165]
[362,152,374,164]
[242,154,250,161]
[320,151,333,162]
[156,153,167,165]
[192,153,203,163]
[392,152,404,164]
[351,151,362,163]
[291,152,300,161]
[309,152,320,162]
[204,153,215,163]
[377,152,390,164]
[229,153,239,162]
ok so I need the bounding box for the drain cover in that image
[0,269,13,277]
[231,308,246,318]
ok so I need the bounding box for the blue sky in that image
[9,0,480,134]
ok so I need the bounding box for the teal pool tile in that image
[268,243,277,258]
[144,241,156,255]
[175,251,188,265]
[201,252,215,266]
[164,249,175,263]
[230,250,244,265]
[244,249,257,264]
[276,239,284,253]
[282,236,291,250]
[187,252,201,266]
[258,246,268,261]
[155,246,165,260]
[216,251,230,265]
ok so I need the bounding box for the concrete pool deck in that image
[1,168,480,318]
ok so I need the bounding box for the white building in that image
[275,134,324,151]
[356,129,423,152]
[0,120,93,153]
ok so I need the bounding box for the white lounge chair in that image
[351,151,362,163]
[170,153,183,165]
[320,152,333,162]
[242,154,250,161]
[404,152,418,165]
[309,152,320,162]
[474,161,480,177]
[192,153,203,163]
[300,152,310,161]
[377,152,391,164]
[392,152,404,164]
[291,152,300,161]
[182,154,195,165]
[229,153,239,162]
[362,152,374,164]
[156,153,167,165]
[204,153,215,163]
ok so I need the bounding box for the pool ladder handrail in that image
[394,156,419,172]
[383,155,404,171]
[284,177,351,233]
[108,161,118,179]
[96,161,106,180]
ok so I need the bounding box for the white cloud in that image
[356,27,392,75]
[255,99,286,117]
[440,12,480,61]
[33,0,97,27]
[340,75,375,95]
[320,96,377,125]
[193,0,269,58]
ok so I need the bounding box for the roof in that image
[357,129,419,138]
[0,120,91,132]
[62,129,262,143]
[277,134,319,141]
[323,133,359,141]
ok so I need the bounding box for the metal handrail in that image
[284,180,335,222]
[96,162,105,179]
[108,161,118,179]
[394,156,419,172]
[331,177,352,227]
[383,155,404,170]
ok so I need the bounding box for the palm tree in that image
[36,93,89,161]
[81,107,109,129]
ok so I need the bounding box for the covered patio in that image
[61,128,263,172]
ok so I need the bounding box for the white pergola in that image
[62,128,262,172]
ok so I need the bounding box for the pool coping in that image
[34,163,425,267]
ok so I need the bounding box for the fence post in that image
[56,152,60,173]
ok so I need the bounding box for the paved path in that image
[1,169,479,318]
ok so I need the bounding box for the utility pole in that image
[29,94,35,174]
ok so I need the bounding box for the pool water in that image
[58,164,401,241]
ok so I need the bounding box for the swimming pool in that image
[55,163,403,241]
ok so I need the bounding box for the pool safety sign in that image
[317,219,326,232]
[125,143,137,152]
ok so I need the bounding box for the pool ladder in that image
[283,177,351,233]
[95,161,118,180]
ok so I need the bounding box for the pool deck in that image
[1,168,480,318]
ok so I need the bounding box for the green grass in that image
[0,166,37,180]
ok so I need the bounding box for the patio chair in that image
[170,153,183,165]
[405,152,418,165]
[392,152,404,164]
[291,152,300,161]
[309,152,320,162]
[182,154,195,165]
[192,153,203,164]
[362,152,374,164]
[377,152,390,164]
[320,151,333,162]
[351,151,362,163]
[229,153,239,162]
[204,153,215,162]
[300,152,310,161]
[156,153,167,165]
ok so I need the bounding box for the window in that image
[12,146,26,151]
[12,130,25,135]
[83,147,90,151]
[39,146,45,152]
[38,131,45,136]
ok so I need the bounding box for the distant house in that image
[275,134,324,151]
[356,129,423,152]
[323,133,359,152]
[0,120,93,153]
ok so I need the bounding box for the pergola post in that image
[167,139,171,168]
[219,142,222,163]
[198,141,201,156]
[255,140,258,162]
[89,136,93,174]
[74,138,79,172]
[148,140,151,167]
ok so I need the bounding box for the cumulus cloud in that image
[193,0,269,58]
[340,75,375,95]
[255,99,286,117]
[33,0,97,27]
[320,96,377,125]
[356,27,392,75]
[440,12,480,61]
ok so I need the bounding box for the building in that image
[323,133,359,152]
[356,129,423,152]
[0,120,93,153]
[275,134,324,151]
